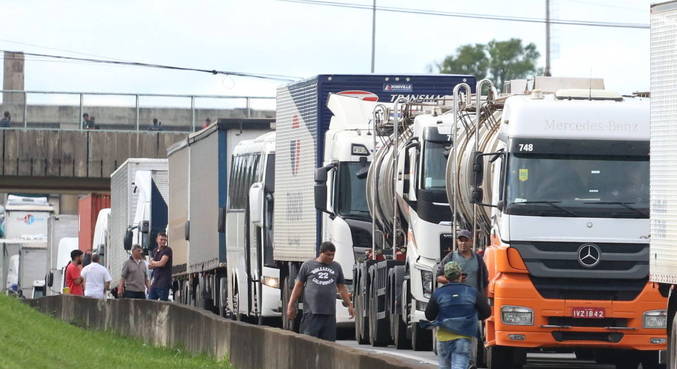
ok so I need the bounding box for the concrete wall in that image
[0,103,274,130]
[27,295,432,369]
[0,129,185,178]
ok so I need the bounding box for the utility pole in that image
[545,0,551,76]
[371,0,376,73]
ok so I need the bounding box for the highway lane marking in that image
[366,349,437,366]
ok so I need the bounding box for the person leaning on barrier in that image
[65,250,84,296]
[0,111,11,127]
[148,232,172,301]
[118,245,150,299]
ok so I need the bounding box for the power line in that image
[0,50,302,82]
[278,0,649,29]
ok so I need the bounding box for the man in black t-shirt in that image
[287,242,354,341]
[148,232,172,301]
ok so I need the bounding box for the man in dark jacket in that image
[426,261,491,369]
[436,229,489,296]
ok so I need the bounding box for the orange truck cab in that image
[457,79,666,369]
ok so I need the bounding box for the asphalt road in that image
[336,341,616,369]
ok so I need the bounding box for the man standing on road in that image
[426,261,491,369]
[286,242,354,341]
[148,232,172,301]
[436,230,489,296]
[118,245,150,299]
[81,254,112,299]
[65,250,84,296]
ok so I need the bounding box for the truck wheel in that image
[486,345,522,369]
[639,350,663,369]
[281,275,301,332]
[354,267,370,344]
[411,321,432,351]
[389,275,410,349]
[614,351,640,369]
[368,279,389,347]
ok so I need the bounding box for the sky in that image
[0,0,650,110]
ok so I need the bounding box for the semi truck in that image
[78,194,111,252]
[166,119,273,312]
[45,214,79,296]
[225,131,277,323]
[275,74,474,331]
[0,195,54,297]
[109,159,168,290]
[649,1,677,367]
[443,77,663,368]
[350,76,665,367]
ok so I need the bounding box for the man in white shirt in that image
[81,253,112,299]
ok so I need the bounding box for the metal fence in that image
[0,90,276,132]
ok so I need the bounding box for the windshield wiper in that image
[512,201,578,216]
[583,201,648,217]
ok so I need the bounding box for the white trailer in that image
[46,215,78,296]
[109,159,168,289]
[166,119,273,313]
[649,1,677,367]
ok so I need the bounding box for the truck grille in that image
[552,331,623,343]
[511,242,648,301]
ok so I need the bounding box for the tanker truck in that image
[277,74,474,332]
[444,78,664,369]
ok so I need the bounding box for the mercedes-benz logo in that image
[577,244,601,268]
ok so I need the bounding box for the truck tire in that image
[281,273,301,332]
[368,277,390,347]
[354,266,370,344]
[614,351,640,369]
[389,271,410,349]
[486,345,523,369]
[411,321,432,351]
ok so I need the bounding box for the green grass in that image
[0,294,233,369]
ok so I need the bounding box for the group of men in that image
[64,225,482,369]
[287,231,490,369]
[64,232,173,301]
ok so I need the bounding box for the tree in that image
[436,38,542,89]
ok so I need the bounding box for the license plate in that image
[572,307,605,318]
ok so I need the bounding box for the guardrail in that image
[0,90,275,132]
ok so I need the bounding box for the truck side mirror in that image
[249,183,264,225]
[46,272,54,287]
[184,220,190,241]
[218,207,226,233]
[471,187,484,204]
[123,229,133,251]
[140,220,150,234]
[314,163,336,214]
[356,156,369,179]
[473,151,484,187]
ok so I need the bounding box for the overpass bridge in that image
[0,90,275,194]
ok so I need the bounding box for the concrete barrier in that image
[27,295,433,369]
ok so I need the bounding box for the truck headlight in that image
[422,270,433,299]
[501,305,534,326]
[643,310,667,329]
[262,276,279,289]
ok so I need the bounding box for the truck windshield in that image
[337,162,370,220]
[506,155,649,218]
[422,141,450,190]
